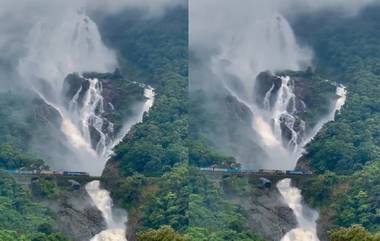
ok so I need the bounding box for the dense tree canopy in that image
[294,3,380,234]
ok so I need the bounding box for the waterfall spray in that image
[278,179,319,241]
[86,181,128,241]
[16,6,118,174]
[278,85,347,241]
[16,4,157,239]
[206,10,348,241]
[86,87,155,240]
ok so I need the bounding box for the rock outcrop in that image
[39,187,106,241]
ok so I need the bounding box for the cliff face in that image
[32,184,106,241]
[255,70,337,146]
[236,189,296,241]
[63,72,145,127]
[215,176,297,241]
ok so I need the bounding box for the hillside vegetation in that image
[293,3,380,238]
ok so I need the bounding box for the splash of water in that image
[86,181,128,241]
[278,179,319,241]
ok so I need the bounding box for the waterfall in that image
[270,76,302,152]
[84,86,154,241]
[110,87,155,151]
[278,179,319,241]
[68,77,114,157]
[15,4,156,239]
[278,85,347,241]
[16,6,118,174]
[208,13,312,170]
[205,10,348,241]
[86,181,128,241]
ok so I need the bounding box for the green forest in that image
[0,2,380,241]
[294,4,380,239]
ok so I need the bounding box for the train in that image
[258,169,313,175]
[199,167,241,173]
[62,171,90,177]
[1,169,90,177]
[199,167,312,175]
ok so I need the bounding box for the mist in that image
[0,0,173,174]
[189,0,380,169]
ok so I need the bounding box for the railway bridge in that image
[6,168,314,189]
[11,174,118,187]
[199,168,314,187]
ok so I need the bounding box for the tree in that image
[137,226,187,241]
[329,225,380,241]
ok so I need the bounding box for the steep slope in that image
[292,3,380,240]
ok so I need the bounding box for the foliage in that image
[0,173,69,240]
[189,141,236,167]
[294,3,380,233]
[31,178,59,199]
[137,226,187,241]
[99,6,266,240]
[185,170,263,241]
[328,225,380,241]
[295,4,380,174]
[0,144,45,169]
[334,161,380,231]
[184,227,264,241]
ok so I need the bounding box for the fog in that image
[0,0,173,173]
[0,0,184,85]
[189,0,380,168]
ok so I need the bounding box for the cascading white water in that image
[68,77,114,157]
[16,6,118,174]
[278,179,319,241]
[110,87,155,151]
[15,4,157,240]
[210,13,311,170]
[206,10,348,241]
[277,85,347,241]
[85,87,155,241]
[86,181,128,241]
[270,76,301,152]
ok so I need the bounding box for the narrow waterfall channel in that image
[86,181,128,241]
[278,85,347,241]
[86,87,155,241]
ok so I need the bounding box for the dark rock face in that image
[255,70,336,148]
[62,73,91,108]
[254,71,283,108]
[40,188,106,241]
[226,184,297,241]
[61,71,145,150]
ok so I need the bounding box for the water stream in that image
[86,181,128,241]
[278,85,347,241]
[16,4,156,240]
[86,87,155,240]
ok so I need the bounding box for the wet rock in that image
[227,186,297,241]
[255,71,283,108]
[39,188,106,241]
[62,73,90,108]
